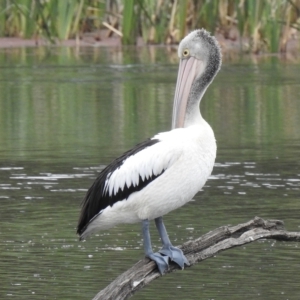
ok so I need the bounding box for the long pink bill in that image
[172,57,203,129]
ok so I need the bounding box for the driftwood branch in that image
[93,217,300,300]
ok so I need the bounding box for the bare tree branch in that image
[92,217,300,300]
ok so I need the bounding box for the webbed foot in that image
[159,245,189,269]
[147,252,169,274]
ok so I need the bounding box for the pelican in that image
[77,29,221,274]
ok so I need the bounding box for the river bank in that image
[0,29,299,61]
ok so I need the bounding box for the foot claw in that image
[147,252,169,274]
[159,246,189,269]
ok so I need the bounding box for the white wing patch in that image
[103,137,181,197]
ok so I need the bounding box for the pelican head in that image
[172,29,222,129]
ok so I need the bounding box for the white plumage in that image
[77,29,222,274]
[81,121,216,239]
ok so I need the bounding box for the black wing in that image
[77,138,162,235]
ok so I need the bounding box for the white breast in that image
[84,121,216,236]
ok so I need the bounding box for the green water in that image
[0,46,300,299]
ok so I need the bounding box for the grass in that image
[122,0,135,44]
[0,0,299,53]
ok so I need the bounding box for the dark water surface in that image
[0,46,300,299]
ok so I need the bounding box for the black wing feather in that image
[77,138,162,235]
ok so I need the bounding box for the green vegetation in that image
[0,0,299,53]
[1,0,105,42]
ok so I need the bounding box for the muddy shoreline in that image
[0,32,298,59]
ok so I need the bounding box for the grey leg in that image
[142,219,169,274]
[155,217,189,269]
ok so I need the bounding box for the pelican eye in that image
[182,49,189,57]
